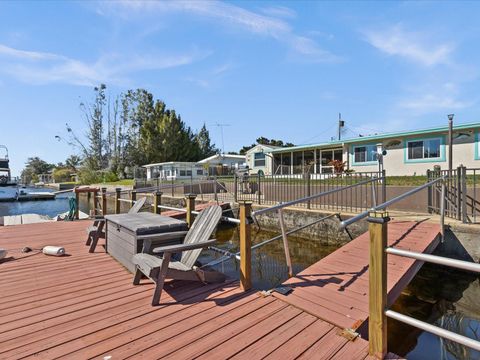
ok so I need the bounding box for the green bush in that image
[77,168,102,185]
[53,168,73,183]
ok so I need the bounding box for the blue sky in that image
[1,1,480,175]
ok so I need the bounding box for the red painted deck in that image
[0,220,394,360]
[274,220,441,333]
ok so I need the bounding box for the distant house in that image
[197,154,246,176]
[245,144,280,175]
[143,162,205,180]
[267,122,480,177]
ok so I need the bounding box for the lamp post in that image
[448,114,454,174]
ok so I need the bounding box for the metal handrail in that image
[253,176,384,216]
[386,247,480,273]
[340,175,448,229]
[386,310,480,352]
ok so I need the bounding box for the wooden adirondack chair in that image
[132,205,225,305]
[86,196,147,253]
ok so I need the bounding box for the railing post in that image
[368,210,389,359]
[115,188,121,214]
[257,173,261,205]
[214,176,218,202]
[185,193,197,228]
[101,187,107,215]
[371,181,377,208]
[154,191,162,214]
[156,177,159,190]
[426,170,432,213]
[130,190,137,209]
[278,208,293,277]
[171,177,174,197]
[456,166,462,220]
[74,188,80,220]
[307,174,311,210]
[381,169,386,204]
[440,180,446,242]
[234,174,238,202]
[239,201,252,291]
[461,166,467,224]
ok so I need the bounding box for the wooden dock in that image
[0,219,439,359]
[274,220,441,334]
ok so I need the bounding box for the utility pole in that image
[448,114,454,173]
[338,113,345,141]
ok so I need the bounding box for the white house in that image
[144,162,205,180]
[197,154,246,175]
[245,144,280,175]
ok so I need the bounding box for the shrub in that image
[53,168,73,183]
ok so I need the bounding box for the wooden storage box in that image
[105,212,188,273]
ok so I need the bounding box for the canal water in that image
[0,193,478,358]
[0,186,74,217]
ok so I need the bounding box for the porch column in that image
[290,151,293,175]
[314,150,317,174]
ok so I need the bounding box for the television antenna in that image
[208,122,231,154]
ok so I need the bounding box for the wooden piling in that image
[101,187,107,216]
[154,191,162,214]
[115,188,121,214]
[185,194,197,228]
[74,188,80,220]
[130,190,137,209]
[239,201,252,291]
[368,210,389,359]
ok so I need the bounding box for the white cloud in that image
[0,43,207,86]
[103,0,340,63]
[399,83,474,114]
[363,25,453,66]
[260,5,297,19]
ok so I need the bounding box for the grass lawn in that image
[100,179,135,186]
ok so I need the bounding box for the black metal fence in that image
[133,171,385,213]
[236,171,385,212]
[427,166,480,223]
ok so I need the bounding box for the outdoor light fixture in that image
[448,114,454,121]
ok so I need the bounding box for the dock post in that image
[115,188,121,214]
[93,189,98,216]
[101,187,107,215]
[185,194,197,228]
[368,210,389,359]
[130,190,137,209]
[154,191,162,214]
[239,201,252,291]
[74,188,80,220]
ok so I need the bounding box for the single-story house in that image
[265,122,480,177]
[144,162,206,180]
[197,154,246,176]
[244,144,281,176]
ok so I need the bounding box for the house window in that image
[179,170,186,176]
[407,138,441,160]
[254,152,266,167]
[186,170,192,176]
[353,145,377,164]
[197,169,203,175]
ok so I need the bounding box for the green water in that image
[201,224,339,289]
[389,263,480,359]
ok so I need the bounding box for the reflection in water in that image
[199,224,339,290]
[389,263,480,359]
